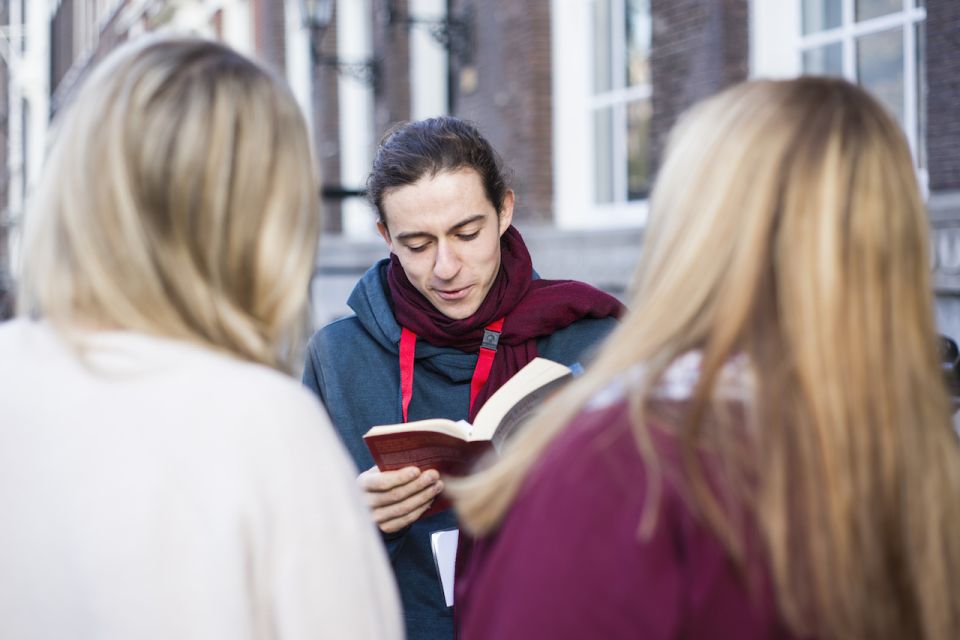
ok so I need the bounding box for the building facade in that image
[1,1,958,336]
[308,0,960,336]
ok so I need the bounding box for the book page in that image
[471,357,572,443]
[488,375,571,452]
[364,417,470,440]
[430,528,459,607]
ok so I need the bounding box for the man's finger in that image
[358,465,421,492]
[366,470,440,509]
[373,480,444,526]
[378,497,438,534]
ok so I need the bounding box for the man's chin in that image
[431,297,479,321]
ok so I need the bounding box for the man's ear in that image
[376,220,394,252]
[498,190,515,236]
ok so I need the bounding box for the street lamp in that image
[300,0,378,88]
[300,0,334,32]
[387,0,473,66]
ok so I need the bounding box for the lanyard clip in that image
[481,327,501,351]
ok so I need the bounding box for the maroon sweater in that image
[457,396,803,640]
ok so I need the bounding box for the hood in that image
[347,259,476,383]
[346,259,401,354]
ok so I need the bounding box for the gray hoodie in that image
[303,258,618,640]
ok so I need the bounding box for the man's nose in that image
[433,241,461,281]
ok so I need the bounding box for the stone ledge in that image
[930,190,960,295]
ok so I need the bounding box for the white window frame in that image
[552,0,650,230]
[751,0,927,190]
[409,0,449,120]
[336,0,378,239]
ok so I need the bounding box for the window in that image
[799,0,926,170]
[590,0,651,205]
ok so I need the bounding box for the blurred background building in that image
[0,0,957,336]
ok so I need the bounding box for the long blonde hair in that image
[17,37,320,370]
[453,77,960,639]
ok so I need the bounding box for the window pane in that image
[625,0,651,87]
[857,27,904,125]
[856,0,900,22]
[594,107,615,204]
[803,43,843,76]
[917,23,927,169]
[802,0,841,34]
[627,99,651,200]
[593,0,613,94]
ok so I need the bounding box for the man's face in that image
[378,168,514,320]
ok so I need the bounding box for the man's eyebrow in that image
[394,215,487,241]
[447,214,486,233]
[394,230,434,242]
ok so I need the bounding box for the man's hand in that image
[358,465,443,534]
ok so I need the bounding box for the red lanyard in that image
[399,317,505,422]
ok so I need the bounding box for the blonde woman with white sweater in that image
[0,37,402,640]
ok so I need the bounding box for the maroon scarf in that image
[387,225,625,420]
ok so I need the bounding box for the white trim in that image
[219,1,253,55]
[552,0,592,229]
[610,0,626,204]
[337,0,378,239]
[797,6,925,51]
[587,83,652,108]
[578,200,649,229]
[409,0,449,119]
[285,0,314,137]
[552,0,651,229]
[840,0,856,78]
[751,0,926,179]
[749,0,802,77]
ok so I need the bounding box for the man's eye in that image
[406,244,429,253]
[457,231,480,241]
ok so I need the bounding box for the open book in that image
[363,357,575,481]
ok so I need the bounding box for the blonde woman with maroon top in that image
[451,77,960,639]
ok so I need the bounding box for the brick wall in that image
[649,0,748,172]
[372,0,412,138]
[312,9,343,232]
[926,0,960,339]
[451,0,553,222]
[253,0,286,73]
[49,0,74,104]
[927,0,960,191]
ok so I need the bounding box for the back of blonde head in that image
[454,78,960,639]
[18,37,319,370]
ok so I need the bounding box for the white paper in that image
[430,528,459,607]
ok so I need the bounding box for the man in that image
[303,116,623,639]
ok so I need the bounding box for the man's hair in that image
[366,116,511,228]
[18,36,320,370]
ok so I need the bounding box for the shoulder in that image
[524,397,642,502]
[538,316,618,366]
[461,397,686,638]
[3,322,343,470]
[506,393,692,555]
[306,315,383,368]
[304,315,394,380]
[312,314,365,342]
[142,337,333,439]
[172,347,359,487]
[308,315,365,354]
[0,318,58,361]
